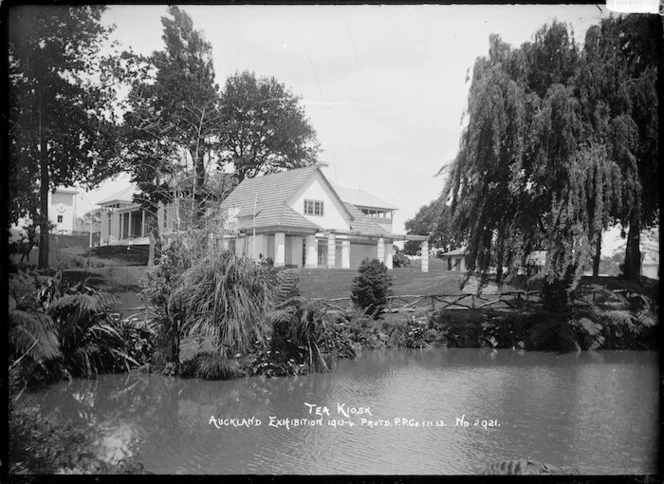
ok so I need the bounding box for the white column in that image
[327,233,336,268]
[291,238,302,267]
[460,255,466,272]
[341,239,350,269]
[305,235,318,268]
[275,232,286,267]
[377,237,385,264]
[421,240,429,273]
[385,242,393,270]
[141,210,146,237]
[128,211,132,238]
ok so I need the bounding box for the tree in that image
[440,22,625,307]
[121,6,221,264]
[403,199,462,255]
[350,259,392,318]
[577,15,660,280]
[217,71,320,182]
[8,6,123,268]
[444,33,533,286]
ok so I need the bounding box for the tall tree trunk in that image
[623,216,641,282]
[147,209,162,268]
[496,231,505,285]
[592,230,602,278]
[194,149,205,224]
[38,137,49,269]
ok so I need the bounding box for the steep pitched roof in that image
[220,166,323,231]
[332,184,397,210]
[343,202,390,236]
[97,186,138,206]
[220,165,400,235]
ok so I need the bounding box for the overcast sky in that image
[82,4,616,242]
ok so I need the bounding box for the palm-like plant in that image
[268,296,332,372]
[170,252,273,359]
[9,269,140,386]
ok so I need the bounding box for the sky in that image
[77,4,632,253]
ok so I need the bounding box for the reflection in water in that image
[18,349,658,475]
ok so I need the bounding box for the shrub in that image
[267,287,356,374]
[9,270,140,387]
[172,251,273,357]
[9,400,148,474]
[351,258,393,318]
[392,246,411,268]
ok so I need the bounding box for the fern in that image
[274,269,301,305]
[9,309,61,363]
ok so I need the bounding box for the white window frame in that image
[304,199,324,216]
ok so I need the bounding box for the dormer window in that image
[304,199,324,216]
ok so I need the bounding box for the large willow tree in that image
[444,17,658,308]
[577,15,660,280]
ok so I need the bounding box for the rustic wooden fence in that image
[118,289,636,319]
[323,289,628,313]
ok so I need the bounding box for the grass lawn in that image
[298,259,470,299]
[19,241,656,316]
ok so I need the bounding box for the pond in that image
[18,349,658,475]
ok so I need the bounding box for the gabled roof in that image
[343,202,390,236]
[220,164,400,235]
[220,165,326,231]
[332,184,397,210]
[97,186,138,206]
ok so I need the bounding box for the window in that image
[57,215,63,223]
[304,199,324,216]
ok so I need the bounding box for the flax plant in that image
[171,250,273,359]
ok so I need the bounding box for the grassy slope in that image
[27,242,656,315]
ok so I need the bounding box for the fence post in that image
[430,296,435,310]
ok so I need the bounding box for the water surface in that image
[19,349,658,474]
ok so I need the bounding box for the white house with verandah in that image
[219,162,428,270]
[97,162,429,271]
[97,186,149,245]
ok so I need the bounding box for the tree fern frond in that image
[274,269,301,305]
[587,334,606,351]
[603,310,632,327]
[48,294,105,315]
[198,335,219,356]
[636,310,657,328]
[179,337,200,363]
[577,317,602,336]
[9,309,61,362]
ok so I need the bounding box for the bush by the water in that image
[9,400,148,474]
[350,258,393,318]
[140,233,353,378]
[9,269,143,388]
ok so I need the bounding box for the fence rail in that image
[116,289,638,320]
[324,289,631,313]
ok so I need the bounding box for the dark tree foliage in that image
[350,258,393,318]
[435,16,659,307]
[120,6,221,264]
[218,71,320,182]
[8,5,123,268]
[576,15,660,279]
[403,198,462,255]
